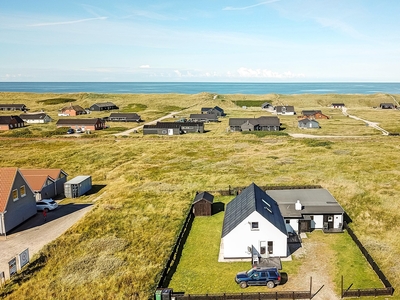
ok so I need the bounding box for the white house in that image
[221,183,288,259]
[20,113,52,124]
[265,188,345,233]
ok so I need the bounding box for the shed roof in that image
[298,119,319,125]
[265,188,345,218]
[275,106,295,113]
[21,175,54,191]
[193,191,214,204]
[65,175,91,184]
[222,183,286,238]
[61,105,86,112]
[301,110,322,116]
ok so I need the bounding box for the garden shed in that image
[64,175,92,198]
[192,191,214,216]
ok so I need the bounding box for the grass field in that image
[0,92,399,299]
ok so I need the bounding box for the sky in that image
[1,0,399,82]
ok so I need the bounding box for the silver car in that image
[36,199,58,212]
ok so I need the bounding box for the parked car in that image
[36,199,58,212]
[67,128,75,134]
[235,267,281,289]
[76,128,83,133]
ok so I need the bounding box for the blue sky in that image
[1,0,399,82]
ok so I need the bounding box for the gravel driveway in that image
[0,203,93,280]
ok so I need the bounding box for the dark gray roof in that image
[143,122,181,129]
[213,106,224,113]
[20,113,50,120]
[229,116,280,126]
[201,107,213,112]
[109,113,140,119]
[332,103,345,106]
[56,118,103,125]
[275,106,295,113]
[92,102,118,107]
[0,115,23,124]
[222,183,287,237]
[0,104,26,109]
[265,188,345,218]
[301,110,322,116]
[193,191,214,204]
[298,119,319,125]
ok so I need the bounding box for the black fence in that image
[156,205,195,289]
[154,189,395,300]
[173,291,312,300]
[341,222,394,298]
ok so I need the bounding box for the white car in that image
[36,199,58,212]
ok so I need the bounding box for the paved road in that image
[0,203,93,280]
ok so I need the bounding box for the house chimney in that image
[295,200,302,211]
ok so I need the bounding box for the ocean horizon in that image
[1,82,400,95]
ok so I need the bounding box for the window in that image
[285,219,290,224]
[260,241,266,255]
[20,185,26,197]
[12,189,18,201]
[251,222,259,230]
[310,216,314,220]
[268,241,273,254]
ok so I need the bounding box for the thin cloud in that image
[223,0,280,11]
[140,65,150,69]
[28,16,107,27]
[237,67,305,78]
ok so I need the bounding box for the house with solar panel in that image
[220,183,288,259]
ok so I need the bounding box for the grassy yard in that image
[168,196,382,294]
[0,92,399,299]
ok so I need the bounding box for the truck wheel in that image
[239,281,248,289]
[266,281,275,289]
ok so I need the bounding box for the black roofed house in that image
[108,113,141,122]
[201,106,225,117]
[143,122,204,135]
[298,118,319,129]
[265,188,345,233]
[221,183,287,259]
[20,113,52,124]
[56,118,105,131]
[0,104,28,111]
[331,103,345,109]
[90,102,119,111]
[275,105,295,115]
[192,191,214,216]
[0,115,25,130]
[379,103,395,109]
[229,116,280,132]
[189,114,218,122]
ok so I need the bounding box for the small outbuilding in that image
[331,103,345,109]
[275,106,295,115]
[192,191,214,216]
[379,103,395,109]
[64,176,92,198]
[298,119,320,129]
[0,104,28,111]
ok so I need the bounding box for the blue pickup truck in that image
[235,267,281,289]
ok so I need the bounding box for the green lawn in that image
[168,197,382,294]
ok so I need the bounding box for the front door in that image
[299,220,311,233]
[168,129,174,135]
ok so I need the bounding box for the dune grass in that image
[0,92,399,299]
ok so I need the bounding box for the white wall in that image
[222,211,287,258]
[313,215,324,228]
[334,214,343,228]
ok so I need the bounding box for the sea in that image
[0,82,400,95]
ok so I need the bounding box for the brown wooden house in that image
[192,191,214,216]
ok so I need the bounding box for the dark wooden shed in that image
[192,191,214,216]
